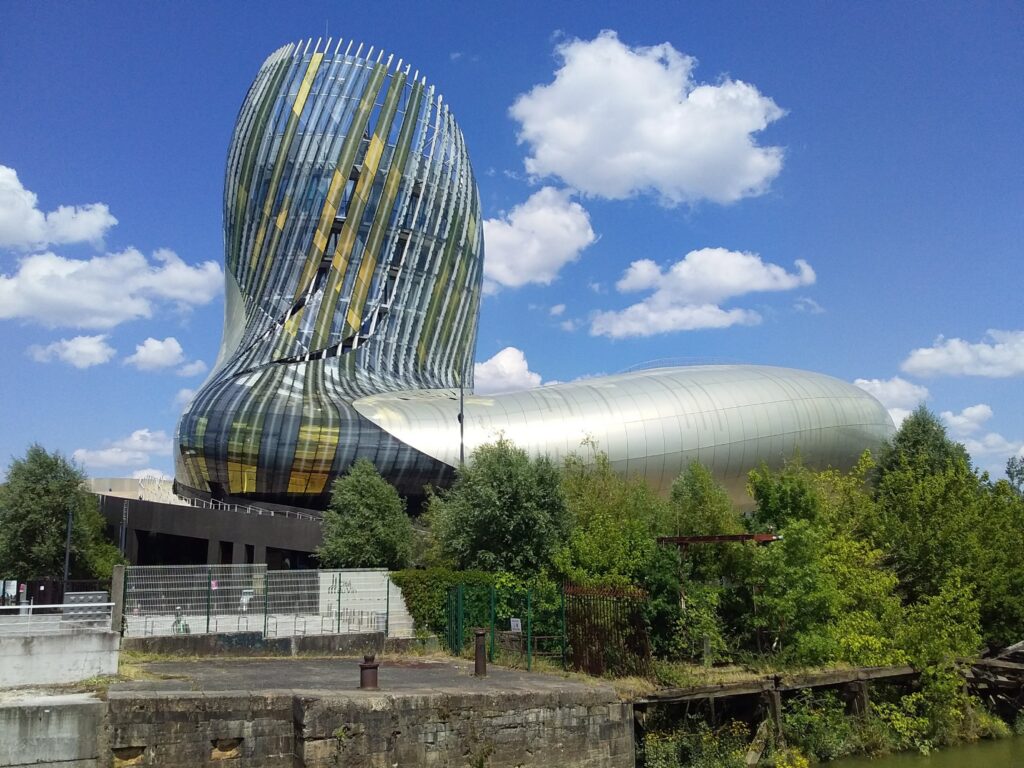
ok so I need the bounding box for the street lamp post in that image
[62,501,73,592]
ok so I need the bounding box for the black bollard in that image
[359,654,379,690]
[474,628,487,677]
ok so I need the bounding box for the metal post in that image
[457,584,464,654]
[526,590,536,671]
[458,377,465,467]
[263,573,269,637]
[337,573,342,634]
[205,566,212,634]
[560,583,566,670]
[62,502,74,590]
[474,628,487,677]
[489,584,496,662]
[385,574,391,638]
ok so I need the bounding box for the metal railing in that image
[174,496,321,521]
[0,602,114,635]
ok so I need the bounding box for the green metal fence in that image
[443,582,566,671]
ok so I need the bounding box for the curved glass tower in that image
[175,41,482,506]
[175,40,894,510]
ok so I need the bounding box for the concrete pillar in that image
[254,544,267,564]
[206,538,219,565]
[232,541,246,564]
[109,564,125,634]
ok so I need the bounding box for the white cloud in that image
[941,404,993,436]
[474,347,543,394]
[510,30,785,205]
[853,376,929,427]
[173,388,195,408]
[0,247,222,329]
[27,334,115,368]
[176,359,208,377]
[962,432,1024,459]
[125,337,185,370]
[560,318,580,332]
[0,165,117,250]
[482,187,596,292]
[794,297,825,314]
[549,304,566,316]
[901,330,1024,378]
[616,259,663,292]
[590,248,814,338]
[73,428,172,471]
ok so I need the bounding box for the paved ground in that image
[112,656,609,697]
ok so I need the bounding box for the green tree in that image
[553,447,670,586]
[428,439,569,574]
[317,459,412,569]
[875,405,970,481]
[0,444,122,579]
[1006,455,1024,495]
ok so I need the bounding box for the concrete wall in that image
[0,631,119,687]
[122,631,384,658]
[105,688,634,768]
[0,692,104,768]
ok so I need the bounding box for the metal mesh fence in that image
[121,565,413,639]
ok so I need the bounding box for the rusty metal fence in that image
[564,584,652,677]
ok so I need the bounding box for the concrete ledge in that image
[123,631,383,657]
[0,632,119,687]
[0,693,104,767]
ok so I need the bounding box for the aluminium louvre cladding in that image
[175,40,480,505]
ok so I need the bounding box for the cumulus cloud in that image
[590,248,814,338]
[941,404,993,436]
[0,247,222,329]
[73,428,172,471]
[125,337,185,370]
[176,359,208,377]
[510,30,785,205]
[27,334,115,368]
[0,165,118,250]
[901,330,1024,378]
[853,376,929,427]
[482,187,596,292]
[474,347,543,394]
[963,432,1024,458]
[549,304,566,316]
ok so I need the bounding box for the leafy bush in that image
[390,568,495,637]
[643,719,749,768]
[782,690,857,762]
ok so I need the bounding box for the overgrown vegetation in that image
[392,406,1024,762]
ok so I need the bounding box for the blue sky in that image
[1,1,1021,480]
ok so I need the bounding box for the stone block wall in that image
[296,690,634,768]
[104,688,634,767]
[106,692,294,768]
